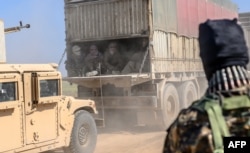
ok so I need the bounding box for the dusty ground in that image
[52,128,166,153]
[94,128,166,153]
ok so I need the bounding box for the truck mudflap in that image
[86,96,158,109]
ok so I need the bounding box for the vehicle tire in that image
[64,110,97,153]
[161,83,180,129]
[178,81,198,109]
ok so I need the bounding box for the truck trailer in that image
[63,0,238,129]
[239,13,250,49]
[239,12,250,70]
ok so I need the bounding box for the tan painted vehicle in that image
[0,20,97,153]
[63,0,239,129]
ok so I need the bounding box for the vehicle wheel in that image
[64,110,97,153]
[178,81,198,108]
[161,83,180,129]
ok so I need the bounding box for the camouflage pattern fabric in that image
[163,97,250,153]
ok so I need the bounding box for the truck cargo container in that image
[63,0,238,129]
[239,12,250,48]
[239,12,250,70]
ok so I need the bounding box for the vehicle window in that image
[40,79,59,97]
[0,82,16,102]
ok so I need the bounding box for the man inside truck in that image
[103,42,126,74]
[163,19,250,153]
[65,45,85,76]
[84,44,103,77]
[121,38,150,74]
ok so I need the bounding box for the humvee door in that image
[0,73,23,152]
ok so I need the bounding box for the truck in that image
[0,20,97,153]
[239,13,250,52]
[63,0,238,129]
[239,12,250,69]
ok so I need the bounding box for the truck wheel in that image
[161,84,180,129]
[64,110,97,153]
[179,81,198,108]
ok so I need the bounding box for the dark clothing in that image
[164,18,250,153]
[84,52,103,75]
[199,19,249,80]
[65,55,84,77]
[121,50,150,74]
[164,97,250,153]
[103,51,125,74]
[163,66,250,153]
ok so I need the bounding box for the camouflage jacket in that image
[163,94,250,153]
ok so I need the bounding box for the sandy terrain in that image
[50,128,166,153]
[95,129,166,153]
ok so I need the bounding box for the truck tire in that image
[64,110,97,153]
[161,84,180,129]
[178,81,198,108]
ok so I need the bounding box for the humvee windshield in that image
[0,82,16,102]
[40,79,59,97]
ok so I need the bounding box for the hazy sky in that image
[0,0,249,76]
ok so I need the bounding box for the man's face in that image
[90,45,98,56]
[108,43,118,55]
[72,45,81,56]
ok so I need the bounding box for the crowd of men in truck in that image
[65,38,150,77]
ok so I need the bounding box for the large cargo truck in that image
[63,0,238,129]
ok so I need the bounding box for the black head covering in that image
[198,19,249,80]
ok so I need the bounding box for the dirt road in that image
[50,128,166,153]
[94,128,166,153]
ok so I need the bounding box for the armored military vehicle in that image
[0,20,97,153]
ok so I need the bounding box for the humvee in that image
[0,63,97,153]
[0,20,97,153]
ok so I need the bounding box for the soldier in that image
[163,19,250,153]
[84,44,103,76]
[103,42,125,74]
[65,45,85,76]
[121,38,150,74]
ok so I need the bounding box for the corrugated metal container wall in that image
[152,32,203,73]
[198,0,207,23]
[152,0,177,33]
[176,0,188,36]
[246,29,250,48]
[239,12,250,70]
[207,1,215,19]
[151,0,238,74]
[239,13,250,47]
[65,0,149,42]
[188,0,198,37]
